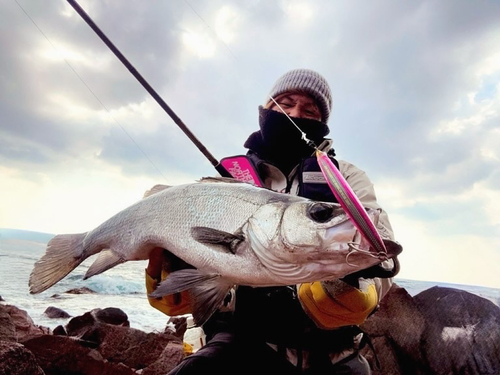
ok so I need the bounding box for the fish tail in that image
[29,232,88,294]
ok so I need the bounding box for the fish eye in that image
[308,203,335,223]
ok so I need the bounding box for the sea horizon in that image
[1,227,499,333]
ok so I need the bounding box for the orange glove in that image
[145,248,192,316]
[298,278,378,329]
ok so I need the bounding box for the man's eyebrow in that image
[276,94,294,101]
[304,102,320,112]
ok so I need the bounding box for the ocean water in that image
[1,229,499,333]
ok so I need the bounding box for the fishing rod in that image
[66,0,232,178]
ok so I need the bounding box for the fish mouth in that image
[322,219,360,251]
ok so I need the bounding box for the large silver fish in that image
[29,178,401,324]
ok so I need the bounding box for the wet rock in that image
[0,341,44,375]
[0,295,5,301]
[44,306,71,318]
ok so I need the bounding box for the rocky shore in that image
[1,283,499,374]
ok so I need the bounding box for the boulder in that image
[360,283,430,374]
[53,325,68,336]
[0,309,17,342]
[414,286,500,375]
[140,341,185,375]
[360,284,500,375]
[91,307,130,326]
[0,304,50,342]
[44,306,71,319]
[79,323,183,370]
[65,311,97,338]
[23,335,135,375]
[0,341,44,375]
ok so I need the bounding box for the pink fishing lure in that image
[316,150,387,254]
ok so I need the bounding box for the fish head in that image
[247,199,401,283]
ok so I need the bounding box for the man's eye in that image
[278,101,292,107]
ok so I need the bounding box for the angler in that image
[147,69,401,375]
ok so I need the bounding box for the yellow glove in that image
[145,269,192,316]
[298,278,378,329]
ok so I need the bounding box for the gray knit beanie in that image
[267,69,332,123]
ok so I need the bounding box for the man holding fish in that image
[146,69,399,375]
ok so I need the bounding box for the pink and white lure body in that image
[315,150,387,255]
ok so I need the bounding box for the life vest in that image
[288,153,340,203]
[221,152,359,351]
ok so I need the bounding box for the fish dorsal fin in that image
[149,269,232,326]
[84,250,125,279]
[198,177,245,184]
[143,184,171,198]
[191,227,244,254]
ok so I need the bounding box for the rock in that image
[140,341,185,375]
[0,341,45,375]
[360,283,430,375]
[0,295,5,301]
[0,304,50,342]
[414,286,500,375]
[91,307,129,326]
[62,308,183,371]
[65,287,96,294]
[0,309,17,342]
[65,311,97,338]
[44,306,71,318]
[53,325,67,336]
[80,323,183,370]
[360,284,500,375]
[23,334,135,375]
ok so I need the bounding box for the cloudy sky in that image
[1,0,499,288]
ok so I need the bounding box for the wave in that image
[75,274,145,295]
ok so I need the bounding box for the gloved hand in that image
[298,278,378,329]
[145,248,193,316]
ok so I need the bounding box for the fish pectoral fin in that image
[191,226,244,254]
[149,269,232,326]
[84,250,125,279]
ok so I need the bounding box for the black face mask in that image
[244,107,330,175]
[259,106,330,149]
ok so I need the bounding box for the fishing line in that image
[181,2,387,254]
[183,0,238,61]
[267,96,318,148]
[180,1,314,148]
[13,0,169,182]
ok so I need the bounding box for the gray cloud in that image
[2,0,499,207]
